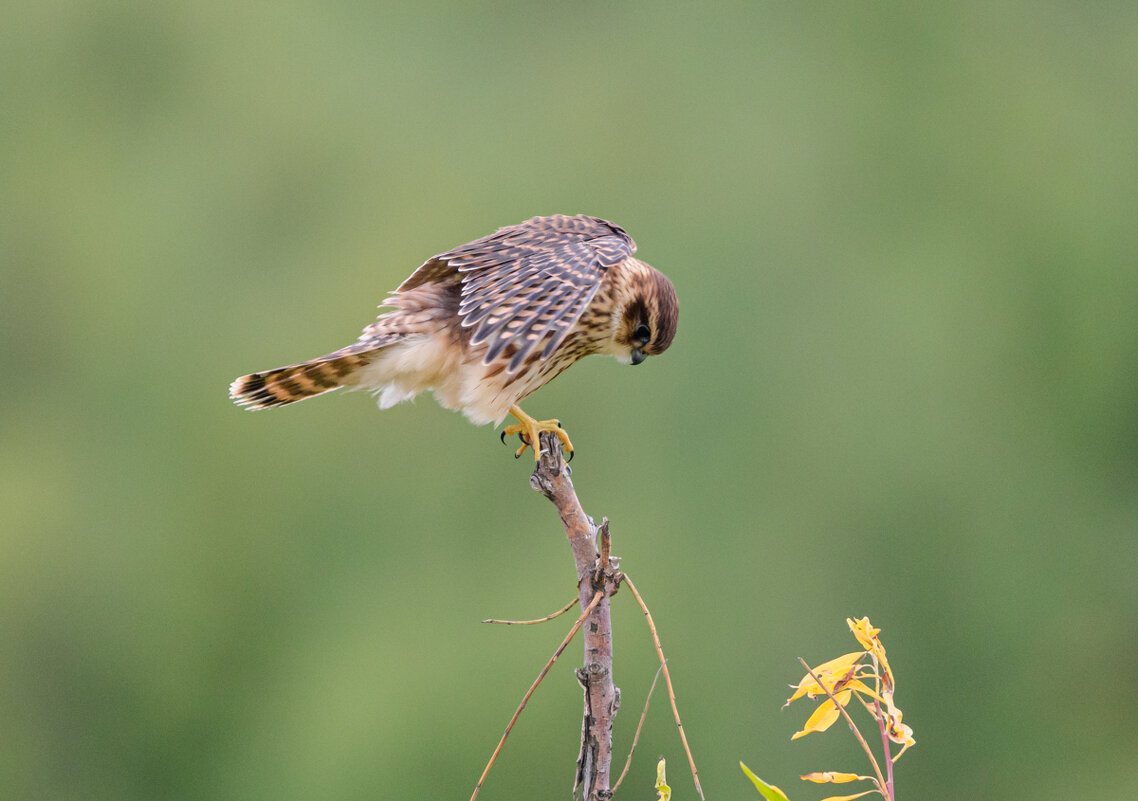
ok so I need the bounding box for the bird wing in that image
[399,215,636,372]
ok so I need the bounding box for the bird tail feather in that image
[229,341,386,410]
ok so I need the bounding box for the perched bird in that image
[229,214,678,459]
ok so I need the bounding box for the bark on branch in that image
[530,432,621,801]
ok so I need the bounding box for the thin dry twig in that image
[621,574,705,801]
[470,590,605,801]
[797,656,887,795]
[482,596,579,625]
[611,661,666,796]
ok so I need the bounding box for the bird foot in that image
[501,404,574,461]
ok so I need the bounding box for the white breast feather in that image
[352,333,518,426]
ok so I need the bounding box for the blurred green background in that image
[3,2,1137,799]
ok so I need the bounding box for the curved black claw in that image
[514,450,522,459]
[500,430,508,445]
[566,449,575,463]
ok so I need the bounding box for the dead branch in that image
[469,591,604,801]
[530,432,621,801]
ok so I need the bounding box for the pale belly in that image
[351,332,581,426]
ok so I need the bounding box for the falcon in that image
[229,214,678,459]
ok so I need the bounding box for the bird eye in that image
[633,323,651,344]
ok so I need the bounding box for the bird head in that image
[612,261,678,366]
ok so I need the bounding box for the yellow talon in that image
[503,404,574,461]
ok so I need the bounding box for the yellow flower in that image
[882,695,916,754]
[791,689,853,739]
[847,617,914,756]
[746,618,915,801]
[847,617,893,694]
[801,771,878,801]
[800,771,874,783]
[785,651,864,706]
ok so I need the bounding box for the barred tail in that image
[229,343,383,410]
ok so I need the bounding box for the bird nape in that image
[229,214,678,460]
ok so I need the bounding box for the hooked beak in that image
[630,348,647,366]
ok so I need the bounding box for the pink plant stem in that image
[874,700,895,801]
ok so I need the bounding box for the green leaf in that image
[740,762,791,801]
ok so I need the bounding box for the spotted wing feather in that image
[399,215,635,372]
